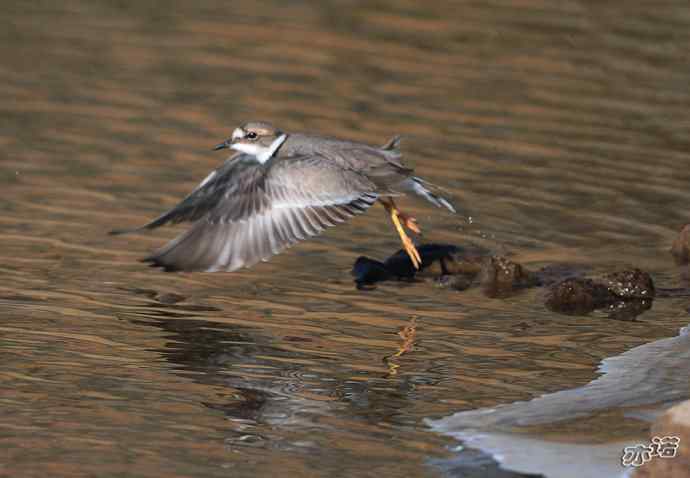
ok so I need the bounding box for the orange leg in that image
[380,198,422,269]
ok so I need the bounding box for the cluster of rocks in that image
[352,223,690,320]
[353,244,484,290]
[353,244,538,292]
[353,244,658,320]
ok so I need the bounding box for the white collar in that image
[231,134,287,164]
[257,134,287,163]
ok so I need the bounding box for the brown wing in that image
[143,153,379,272]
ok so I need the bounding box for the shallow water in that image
[2,1,690,477]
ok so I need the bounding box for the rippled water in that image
[2,1,690,477]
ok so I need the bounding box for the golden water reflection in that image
[1,1,690,477]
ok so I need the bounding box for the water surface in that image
[2,1,690,477]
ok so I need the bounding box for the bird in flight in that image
[113,122,455,272]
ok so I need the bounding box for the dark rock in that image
[546,269,655,319]
[352,257,392,289]
[671,224,690,265]
[480,255,539,298]
[383,244,481,278]
[415,245,484,277]
[545,278,613,315]
[601,269,655,299]
[352,244,484,288]
[605,299,653,321]
[437,274,473,291]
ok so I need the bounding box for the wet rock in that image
[601,269,655,299]
[671,224,690,265]
[352,257,393,289]
[352,244,657,319]
[605,298,653,321]
[633,400,690,478]
[545,278,613,315]
[416,245,484,277]
[352,244,484,288]
[384,244,482,278]
[480,255,539,298]
[436,274,473,291]
[545,269,655,320]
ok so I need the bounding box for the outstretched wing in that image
[110,154,258,234]
[139,153,379,272]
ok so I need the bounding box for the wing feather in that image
[142,153,379,272]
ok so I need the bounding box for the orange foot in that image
[380,198,422,269]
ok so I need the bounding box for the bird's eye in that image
[246,132,258,140]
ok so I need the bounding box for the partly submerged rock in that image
[480,255,539,298]
[436,274,474,291]
[353,245,539,296]
[601,268,655,299]
[545,277,613,315]
[352,246,657,321]
[606,298,654,321]
[384,244,483,278]
[352,244,484,289]
[545,269,655,320]
[351,257,394,289]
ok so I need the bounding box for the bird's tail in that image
[407,177,456,213]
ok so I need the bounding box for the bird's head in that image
[213,122,287,162]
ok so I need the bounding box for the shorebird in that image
[113,122,455,272]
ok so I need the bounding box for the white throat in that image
[231,134,287,164]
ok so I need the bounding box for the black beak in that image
[213,141,229,151]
